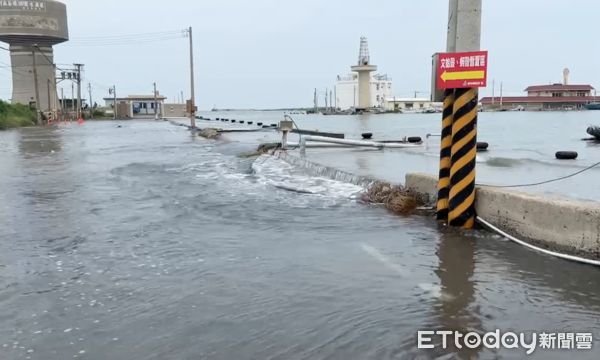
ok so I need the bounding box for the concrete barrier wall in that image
[405,173,438,204]
[475,187,600,258]
[275,150,375,188]
[404,173,600,259]
[273,151,600,259]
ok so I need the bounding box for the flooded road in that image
[203,110,600,202]
[1,121,599,359]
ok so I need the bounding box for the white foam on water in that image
[360,243,408,276]
[252,155,364,199]
[417,283,455,301]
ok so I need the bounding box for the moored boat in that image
[587,126,600,139]
[584,103,600,110]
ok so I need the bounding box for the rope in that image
[476,216,600,266]
[477,160,600,188]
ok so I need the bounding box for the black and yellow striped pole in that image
[436,89,455,221]
[448,88,478,228]
[436,0,482,229]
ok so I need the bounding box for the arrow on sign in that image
[440,70,486,82]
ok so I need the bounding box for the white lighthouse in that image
[350,37,378,110]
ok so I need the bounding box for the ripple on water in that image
[2,122,600,360]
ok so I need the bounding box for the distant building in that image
[384,97,441,112]
[103,95,167,118]
[335,73,393,110]
[481,84,598,111]
[481,70,598,111]
[163,103,187,118]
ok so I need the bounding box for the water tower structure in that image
[0,1,69,112]
[351,37,377,111]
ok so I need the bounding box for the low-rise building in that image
[384,97,441,113]
[103,95,167,118]
[481,84,598,111]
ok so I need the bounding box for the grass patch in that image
[0,100,36,130]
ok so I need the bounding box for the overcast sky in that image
[1,0,598,109]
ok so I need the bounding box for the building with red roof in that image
[481,72,598,111]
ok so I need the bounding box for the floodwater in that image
[0,119,599,360]
[203,110,600,201]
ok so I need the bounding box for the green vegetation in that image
[92,109,109,118]
[0,100,36,130]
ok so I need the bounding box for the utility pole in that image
[313,88,318,113]
[112,85,117,120]
[88,83,93,119]
[74,64,83,119]
[46,79,51,115]
[334,86,337,109]
[53,64,58,112]
[325,88,328,109]
[153,82,158,120]
[60,87,64,121]
[330,90,333,111]
[492,79,495,105]
[31,46,41,124]
[187,26,196,130]
[71,82,75,112]
[436,0,482,229]
[181,91,184,104]
[500,81,503,110]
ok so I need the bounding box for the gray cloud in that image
[1,0,597,108]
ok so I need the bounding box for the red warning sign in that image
[437,51,488,89]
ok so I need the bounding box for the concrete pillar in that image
[357,71,371,109]
[455,0,482,52]
[351,65,377,110]
[446,0,458,52]
[10,44,57,111]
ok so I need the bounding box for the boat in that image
[584,103,600,110]
[587,126,600,140]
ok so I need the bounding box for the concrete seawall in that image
[404,172,600,259]
[274,150,376,188]
[278,151,600,260]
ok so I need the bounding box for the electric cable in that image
[477,216,600,267]
[70,30,184,40]
[477,160,600,188]
[33,44,68,71]
[66,30,187,47]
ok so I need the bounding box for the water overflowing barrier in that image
[275,150,600,264]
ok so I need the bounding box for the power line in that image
[478,160,600,188]
[65,36,186,47]
[33,44,69,71]
[65,30,187,47]
[70,30,184,40]
[0,61,33,78]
